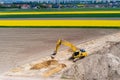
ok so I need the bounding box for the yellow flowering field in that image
[0,20,120,27]
[0,11,120,15]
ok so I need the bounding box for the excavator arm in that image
[51,39,78,58]
[54,39,77,53]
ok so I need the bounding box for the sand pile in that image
[62,41,120,80]
[30,60,58,70]
[30,60,66,77]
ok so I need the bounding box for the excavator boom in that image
[54,39,77,54]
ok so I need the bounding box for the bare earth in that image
[0,28,119,74]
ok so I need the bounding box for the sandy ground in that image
[0,28,119,74]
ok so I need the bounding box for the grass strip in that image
[0,13,120,18]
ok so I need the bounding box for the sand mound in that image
[62,41,120,80]
[30,60,58,70]
[43,64,66,77]
[30,60,66,77]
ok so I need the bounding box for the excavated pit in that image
[62,41,120,80]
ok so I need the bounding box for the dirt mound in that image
[30,60,66,77]
[62,41,120,80]
[43,64,66,77]
[30,60,58,70]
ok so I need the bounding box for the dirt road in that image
[0,28,119,74]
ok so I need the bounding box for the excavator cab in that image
[73,49,87,58]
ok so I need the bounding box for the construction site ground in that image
[0,28,120,80]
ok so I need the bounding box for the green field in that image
[0,13,120,18]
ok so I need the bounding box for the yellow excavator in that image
[51,39,88,62]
